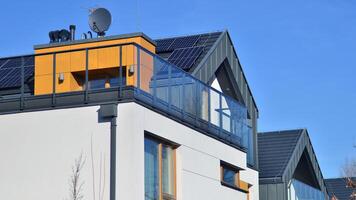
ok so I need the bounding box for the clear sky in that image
[1,0,355,178]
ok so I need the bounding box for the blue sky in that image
[1,0,355,178]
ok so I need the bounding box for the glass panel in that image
[162,145,175,196]
[145,138,160,200]
[210,89,220,127]
[288,179,325,200]
[197,84,209,121]
[221,95,231,132]
[183,78,196,116]
[222,167,236,186]
[139,48,154,93]
[170,67,184,110]
[152,59,170,103]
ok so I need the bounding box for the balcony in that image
[0,42,253,163]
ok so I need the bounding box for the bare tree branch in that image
[68,152,86,200]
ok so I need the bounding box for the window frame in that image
[145,133,179,200]
[220,161,250,194]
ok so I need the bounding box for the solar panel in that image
[156,38,175,52]
[2,58,22,69]
[0,56,34,89]
[168,35,200,51]
[168,46,204,70]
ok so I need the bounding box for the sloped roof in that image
[154,31,223,71]
[258,129,303,179]
[325,178,356,200]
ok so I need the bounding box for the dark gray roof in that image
[154,31,223,71]
[258,129,303,179]
[325,178,356,200]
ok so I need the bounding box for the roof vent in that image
[49,25,76,43]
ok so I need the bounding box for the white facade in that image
[0,102,258,200]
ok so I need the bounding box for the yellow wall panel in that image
[35,55,53,76]
[70,51,86,72]
[56,53,70,73]
[34,75,53,95]
[34,35,155,95]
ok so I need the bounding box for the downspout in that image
[98,104,118,200]
[110,116,117,200]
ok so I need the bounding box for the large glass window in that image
[145,137,176,200]
[288,179,325,200]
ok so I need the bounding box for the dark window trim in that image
[144,130,180,148]
[220,160,244,172]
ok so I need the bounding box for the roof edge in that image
[258,128,307,135]
[34,32,157,50]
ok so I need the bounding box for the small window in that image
[220,163,239,188]
[220,161,251,194]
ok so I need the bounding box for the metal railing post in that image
[181,73,186,119]
[85,49,89,103]
[20,57,25,110]
[136,46,141,91]
[119,46,123,98]
[219,93,223,135]
[152,62,158,106]
[167,64,171,110]
[195,81,199,125]
[208,88,211,128]
[52,53,56,106]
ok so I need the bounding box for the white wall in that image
[0,102,259,200]
[0,106,111,200]
[117,102,259,200]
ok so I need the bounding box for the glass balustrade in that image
[0,43,254,165]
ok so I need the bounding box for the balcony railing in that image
[0,42,254,165]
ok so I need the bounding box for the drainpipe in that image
[98,104,118,200]
[110,115,117,200]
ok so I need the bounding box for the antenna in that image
[89,8,112,37]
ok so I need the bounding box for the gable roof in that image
[258,129,329,196]
[258,129,303,180]
[325,178,356,200]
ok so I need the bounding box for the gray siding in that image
[259,183,287,200]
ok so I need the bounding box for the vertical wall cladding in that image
[191,31,259,168]
[259,183,287,200]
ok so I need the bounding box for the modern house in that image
[0,30,259,200]
[258,129,329,200]
[325,177,356,200]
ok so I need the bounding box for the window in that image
[220,161,251,196]
[145,136,176,200]
[220,163,240,188]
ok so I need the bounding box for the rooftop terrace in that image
[0,32,253,164]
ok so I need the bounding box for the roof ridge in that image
[154,30,225,41]
[258,128,306,135]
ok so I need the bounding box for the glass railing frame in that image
[0,42,253,157]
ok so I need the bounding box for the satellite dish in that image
[89,8,112,37]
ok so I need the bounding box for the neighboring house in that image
[326,178,356,200]
[258,129,329,200]
[0,30,259,200]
